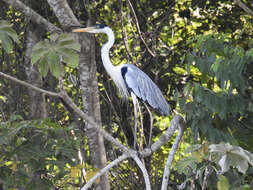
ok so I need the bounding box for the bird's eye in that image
[95,24,107,29]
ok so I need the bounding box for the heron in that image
[73,24,170,145]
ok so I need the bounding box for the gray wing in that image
[121,64,170,116]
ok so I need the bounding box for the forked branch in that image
[0,71,186,189]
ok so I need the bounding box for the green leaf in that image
[209,143,253,174]
[0,33,12,53]
[31,48,49,65]
[59,40,81,51]
[31,33,80,77]
[0,20,18,53]
[39,55,49,77]
[175,157,198,175]
[56,33,73,42]
[48,52,61,78]
[0,27,18,41]
[56,48,79,68]
[217,175,230,190]
[32,40,49,52]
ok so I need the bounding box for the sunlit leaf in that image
[31,33,80,77]
[217,175,230,190]
[209,143,253,174]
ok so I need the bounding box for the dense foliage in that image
[0,0,252,189]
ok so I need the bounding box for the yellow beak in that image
[72,26,95,33]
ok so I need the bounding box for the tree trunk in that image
[46,1,110,189]
[78,27,110,190]
[24,23,47,119]
[24,22,47,187]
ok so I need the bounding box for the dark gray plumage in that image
[121,64,170,116]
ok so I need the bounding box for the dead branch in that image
[161,117,186,190]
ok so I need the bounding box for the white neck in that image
[100,27,128,97]
[101,27,115,74]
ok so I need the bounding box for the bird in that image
[72,24,170,116]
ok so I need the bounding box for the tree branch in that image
[126,0,156,57]
[119,0,134,64]
[81,154,130,190]
[1,71,187,189]
[0,72,60,97]
[47,0,80,27]
[0,71,129,153]
[139,114,185,158]
[2,0,61,33]
[234,0,253,18]
[161,119,186,190]
[132,153,151,190]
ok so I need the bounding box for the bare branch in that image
[0,72,60,98]
[1,71,187,189]
[0,71,129,153]
[81,154,130,190]
[119,0,134,64]
[2,0,61,33]
[161,118,186,190]
[152,115,183,152]
[126,0,156,57]
[132,153,151,190]
[139,114,185,158]
[234,0,253,18]
[47,0,80,27]
[58,77,130,152]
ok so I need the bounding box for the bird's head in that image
[72,24,108,34]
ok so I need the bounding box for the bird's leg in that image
[131,92,138,149]
[144,102,154,147]
[136,98,146,150]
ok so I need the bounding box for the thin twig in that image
[81,154,130,190]
[126,0,156,57]
[119,0,134,64]
[161,120,186,190]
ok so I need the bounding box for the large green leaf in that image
[0,33,12,53]
[0,20,18,53]
[31,48,50,65]
[48,52,61,78]
[0,26,18,42]
[58,40,81,51]
[56,48,79,68]
[209,143,253,174]
[39,55,49,77]
[31,33,80,78]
